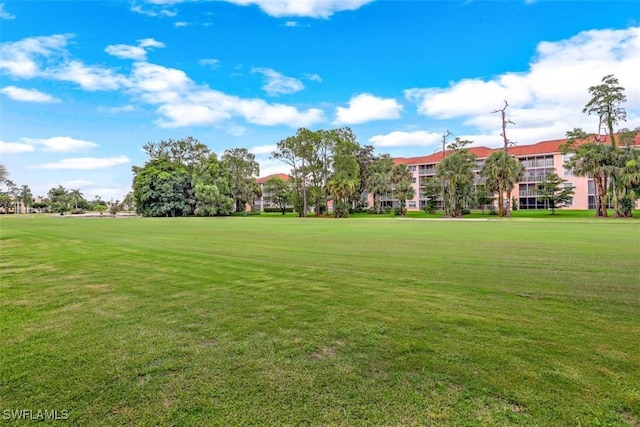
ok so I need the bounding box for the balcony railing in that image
[522,174,549,183]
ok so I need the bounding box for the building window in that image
[563,154,573,176]
[408,201,417,208]
[564,183,574,206]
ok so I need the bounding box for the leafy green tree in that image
[328,130,360,217]
[222,147,260,212]
[481,151,524,217]
[0,192,11,212]
[537,173,575,215]
[263,176,292,215]
[194,154,234,216]
[3,180,19,213]
[272,130,312,217]
[583,74,627,147]
[142,136,211,169]
[133,159,192,217]
[48,185,70,214]
[356,145,376,209]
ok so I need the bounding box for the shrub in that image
[263,207,294,213]
[231,211,261,217]
[333,201,350,218]
[71,208,85,215]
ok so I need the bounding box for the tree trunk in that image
[497,178,504,217]
[301,159,307,217]
[595,173,608,217]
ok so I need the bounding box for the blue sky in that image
[1,0,639,201]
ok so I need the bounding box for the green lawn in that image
[1,215,639,425]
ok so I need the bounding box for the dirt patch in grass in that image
[311,346,336,360]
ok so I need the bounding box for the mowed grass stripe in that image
[1,216,638,426]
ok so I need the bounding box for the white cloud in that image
[174,21,189,27]
[0,34,128,90]
[285,21,298,27]
[22,136,99,152]
[130,62,190,98]
[156,103,232,127]
[252,67,305,96]
[62,180,94,188]
[304,73,322,82]
[199,58,220,69]
[0,3,15,19]
[234,98,324,126]
[222,0,374,18]
[0,140,35,154]
[254,156,289,177]
[105,44,147,61]
[0,34,70,78]
[86,187,132,201]
[405,26,640,145]
[1,34,324,129]
[31,156,131,170]
[250,144,277,155]
[53,61,128,91]
[369,131,442,148]
[106,38,165,61]
[128,62,324,128]
[98,105,136,113]
[1,86,60,103]
[335,93,403,125]
[131,3,177,17]
[138,38,165,49]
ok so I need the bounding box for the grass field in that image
[1,215,639,425]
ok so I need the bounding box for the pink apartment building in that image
[392,134,640,211]
[252,173,290,212]
[253,134,639,213]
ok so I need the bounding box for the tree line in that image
[132,137,260,217]
[2,75,638,219]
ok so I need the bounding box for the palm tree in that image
[326,177,356,218]
[367,172,391,214]
[391,164,411,185]
[564,142,614,217]
[481,151,524,217]
[69,189,84,210]
[609,146,640,217]
[436,151,476,217]
[19,185,33,214]
[395,180,415,218]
